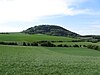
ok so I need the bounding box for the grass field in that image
[0,33,77,42]
[0,33,100,75]
[0,45,100,75]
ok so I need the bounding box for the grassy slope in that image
[0,45,100,75]
[0,33,76,42]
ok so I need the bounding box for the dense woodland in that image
[22,25,80,37]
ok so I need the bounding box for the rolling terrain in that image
[0,45,100,75]
[0,25,100,75]
[0,33,77,42]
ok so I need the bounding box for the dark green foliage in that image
[72,40,83,42]
[79,45,82,47]
[27,43,30,46]
[31,42,38,46]
[87,45,93,49]
[23,42,27,46]
[68,45,72,47]
[22,25,80,37]
[58,41,63,42]
[80,35,100,42]
[0,33,9,34]
[38,41,48,43]
[73,44,79,47]
[94,46,99,50]
[87,44,100,51]
[64,44,68,47]
[8,42,18,45]
[91,40,98,43]
[40,41,56,47]
[23,42,38,46]
[83,45,87,47]
[0,42,18,45]
[0,42,7,45]
[57,44,63,47]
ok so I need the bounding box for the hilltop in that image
[22,25,80,37]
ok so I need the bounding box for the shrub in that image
[57,44,63,47]
[40,41,56,47]
[87,44,100,51]
[94,45,99,50]
[23,42,27,46]
[27,43,30,46]
[80,45,82,47]
[31,42,38,46]
[64,44,68,47]
[8,42,18,45]
[0,42,18,45]
[83,45,87,47]
[73,44,79,47]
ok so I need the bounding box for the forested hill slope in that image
[22,25,80,37]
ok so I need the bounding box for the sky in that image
[0,0,100,35]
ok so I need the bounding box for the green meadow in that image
[0,33,76,42]
[0,33,100,75]
[0,45,100,75]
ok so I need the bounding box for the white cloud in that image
[0,24,20,32]
[64,8,89,16]
[1,0,94,33]
[0,0,89,23]
[0,0,65,23]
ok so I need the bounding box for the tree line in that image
[0,42,18,45]
[0,41,100,51]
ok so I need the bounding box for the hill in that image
[22,25,80,37]
[0,33,77,42]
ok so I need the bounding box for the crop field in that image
[0,45,100,75]
[0,33,77,42]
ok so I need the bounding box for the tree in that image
[27,43,30,46]
[40,41,56,47]
[73,44,79,47]
[64,44,68,47]
[83,45,87,47]
[57,44,63,47]
[23,42,27,46]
